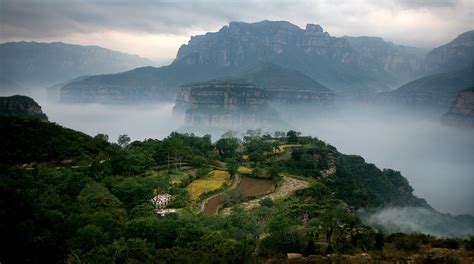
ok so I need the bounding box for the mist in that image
[291,104,474,216]
[359,207,474,238]
[32,94,474,216]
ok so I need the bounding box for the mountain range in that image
[0,41,153,92]
[1,21,473,110]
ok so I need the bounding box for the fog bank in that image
[292,104,474,216]
[359,207,474,238]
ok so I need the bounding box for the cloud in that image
[396,0,458,8]
[0,0,473,62]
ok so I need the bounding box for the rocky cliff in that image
[0,95,48,120]
[182,81,277,130]
[442,87,474,127]
[175,62,335,112]
[176,20,426,94]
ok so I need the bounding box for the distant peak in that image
[306,24,324,33]
[227,20,301,31]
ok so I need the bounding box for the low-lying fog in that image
[36,97,474,217]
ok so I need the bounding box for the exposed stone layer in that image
[182,82,277,130]
[442,88,474,127]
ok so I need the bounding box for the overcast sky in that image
[1,0,473,65]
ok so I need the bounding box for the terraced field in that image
[221,176,310,214]
[237,177,274,197]
[274,144,303,153]
[186,170,230,201]
[237,166,253,174]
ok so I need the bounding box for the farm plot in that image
[186,170,230,201]
[237,177,274,197]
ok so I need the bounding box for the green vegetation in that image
[0,117,471,263]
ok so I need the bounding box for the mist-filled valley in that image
[2,2,474,261]
[34,96,474,217]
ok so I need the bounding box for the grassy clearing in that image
[186,170,230,201]
[274,144,303,153]
[237,166,253,174]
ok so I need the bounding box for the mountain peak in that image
[305,23,324,33]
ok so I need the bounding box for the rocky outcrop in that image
[182,81,278,130]
[0,95,48,120]
[442,88,474,127]
[175,62,335,112]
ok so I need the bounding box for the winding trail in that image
[199,174,241,215]
[220,176,310,215]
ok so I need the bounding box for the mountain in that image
[377,67,473,110]
[45,75,91,102]
[57,20,428,103]
[422,30,474,75]
[0,95,48,121]
[0,41,153,89]
[60,63,234,103]
[342,36,427,79]
[176,21,425,95]
[442,87,474,127]
[175,62,335,114]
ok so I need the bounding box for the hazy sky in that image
[1,0,473,64]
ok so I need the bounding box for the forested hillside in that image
[1,118,472,263]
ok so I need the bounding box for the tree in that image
[227,159,238,177]
[287,130,299,143]
[215,137,239,159]
[117,134,131,148]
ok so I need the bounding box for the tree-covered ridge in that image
[0,95,48,121]
[1,121,472,263]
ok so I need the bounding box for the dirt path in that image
[220,176,310,215]
[199,174,241,214]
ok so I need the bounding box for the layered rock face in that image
[0,95,48,121]
[182,82,277,130]
[175,62,335,112]
[442,88,474,127]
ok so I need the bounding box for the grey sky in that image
[1,0,473,64]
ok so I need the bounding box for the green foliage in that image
[215,137,240,159]
[286,130,299,143]
[0,116,107,165]
[431,238,460,249]
[2,125,465,263]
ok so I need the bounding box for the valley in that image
[1,1,473,261]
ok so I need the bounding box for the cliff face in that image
[442,88,474,127]
[0,95,48,121]
[175,62,335,112]
[182,82,277,130]
[176,21,425,94]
